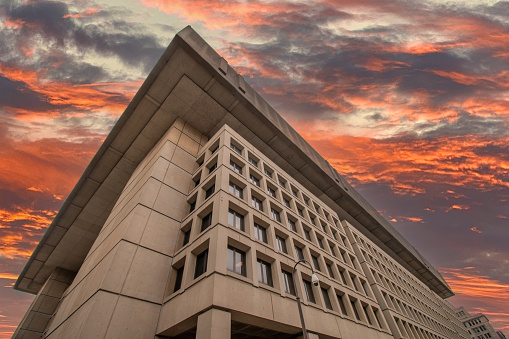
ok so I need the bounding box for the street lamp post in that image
[292,259,319,339]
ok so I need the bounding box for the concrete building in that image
[456,307,501,339]
[497,331,507,339]
[13,26,470,339]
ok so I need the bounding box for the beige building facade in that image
[13,27,470,339]
[456,307,501,339]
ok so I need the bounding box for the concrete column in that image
[196,308,231,339]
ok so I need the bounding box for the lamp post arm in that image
[292,259,316,339]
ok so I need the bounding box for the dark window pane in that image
[289,219,297,232]
[264,169,272,178]
[182,229,191,246]
[363,305,373,325]
[231,144,242,155]
[312,255,320,271]
[228,209,245,231]
[252,196,263,211]
[194,249,208,278]
[337,294,348,315]
[276,235,287,253]
[201,212,213,232]
[295,246,304,260]
[317,238,324,249]
[282,270,296,295]
[249,157,258,166]
[194,178,200,187]
[189,201,196,213]
[351,300,361,321]
[211,145,219,154]
[230,160,242,174]
[205,184,215,199]
[257,258,273,286]
[303,280,315,303]
[173,266,184,292]
[271,208,281,222]
[304,229,311,241]
[326,263,334,279]
[229,182,243,198]
[209,163,217,173]
[254,223,267,243]
[227,246,246,276]
[339,269,347,285]
[321,288,333,310]
[250,175,260,186]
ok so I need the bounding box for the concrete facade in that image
[456,307,501,339]
[14,26,470,339]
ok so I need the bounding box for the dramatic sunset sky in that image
[1,0,509,337]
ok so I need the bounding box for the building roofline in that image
[15,26,453,298]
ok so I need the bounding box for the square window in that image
[194,249,208,279]
[211,145,219,154]
[182,229,191,246]
[264,169,272,178]
[283,198,290,207]
[311,255,321,271]
[292,190,298,197]
[326,263,335,279]
[254,223,268,243]
[278,179,286,188]
[289,219,297,232]
[252,196,263,211]
[248,157,258,167]
[298,208,304,217]
[268,187,276,198]
[194,178,201,187]
[271,208,281,222]
[173,266,185,292]
[282,270,296,295]
[304,229,311,241]
[321,288,333,310]
[317,237,324,249]
[227,246,246,276]
[229,181,243,198]
[230,161,242,174]
[257,258,273,286]
[201,212,213,232]
[228,209,244,231]
[231,144,242,155]
[303,279,316,303]
[250,174,260,187]
[295,246,304,260]
[209,163,217,173]
[276,235,287,253]
[189,201,196,213]
[205,184,215,199]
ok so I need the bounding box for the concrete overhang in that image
[15,26,454,299]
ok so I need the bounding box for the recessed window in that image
[295,246,304,260]
[194,249,208,279]
[326,263,335,279]
[271,208,281,222]
[268,187,276,198]
[317,237,324,249]
[289,219,297,232]
[230,160,242,174]
[189,201,196,213]
[304,198,310,206]
[321,224,327,233]
[278,178,286,189]
[310,217,316,226]
[201,212,213,232]
[351,299,361,321]
[311,255,320,271]
[194,178,201,187]
[227,246,246,276]
[264,168,272,178]
[292,189,298,197]
[298,208,304,217]
[197,158,204,167]
[254,223,268,243]
[205,184,215,199]
[303,279,316,303]
[304,228,311,241]
[252,196,263,211]
[330,244,337,257]
[282,270,296,295]
[209,162,217,173]
[276,235,287,253]
[231,143,242,155]
[228,209,244,231]
[248,157,258,167]
[250,174,260,187]
[182,229,191,246]
[321,288,333,310]
[229,181,243,198]
[211,145,219,154]
[173,266,185,292]
[337,294,348,315]
[257,258,273,286]
[283,198,290,207]
[339,269,348,285]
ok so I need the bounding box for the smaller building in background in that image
[456,306,500,339]
[497,330,507,339]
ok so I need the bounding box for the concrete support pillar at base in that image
[297,333,320,339]
[196,308,231,339]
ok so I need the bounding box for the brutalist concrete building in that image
[456,307,500,339]
[13,27,470,339]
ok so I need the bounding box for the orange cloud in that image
[62,7,101,19]
[470,226,483,234]
[447,205,471,212]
